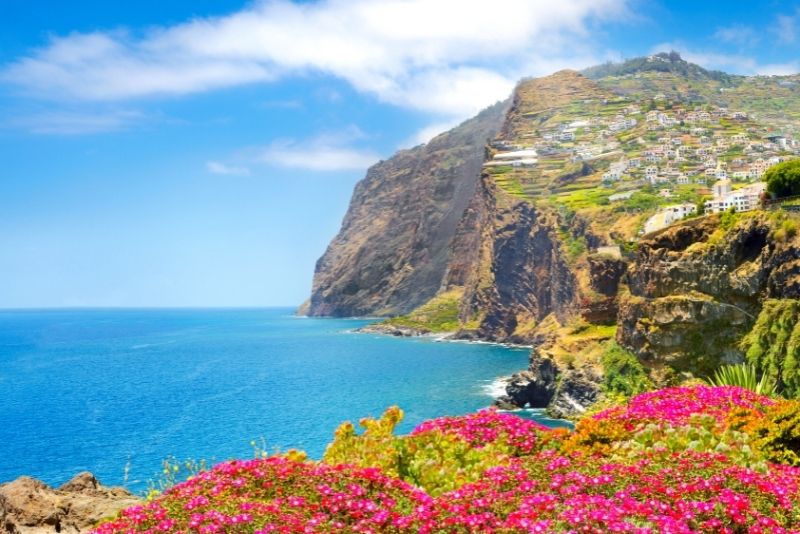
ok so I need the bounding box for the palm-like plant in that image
[706,363,780,397]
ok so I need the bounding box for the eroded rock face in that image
[0,473,140,534]
[619,214,800,372]
[497,349,601,418]
[548,368,602,419]
[306,101,508,317]
[502,355,558,408]
[627,216,775,305]
[456,185,578,343]
[587,254,628,297]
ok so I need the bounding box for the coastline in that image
[355,320,534,349]
[355,320,553,418]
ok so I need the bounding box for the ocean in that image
[0,308,566,493]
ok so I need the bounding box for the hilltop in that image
[306,54,800,416]
[582,51,739,84]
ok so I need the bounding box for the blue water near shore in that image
[0,308,565,493]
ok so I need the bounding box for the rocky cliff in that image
[306,54,800,415]
[618,212,800,379]
[304,100,508,317]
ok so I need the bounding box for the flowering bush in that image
[730,398,800,466]
[95,386,800,534]
[411,409,558,456]
[324,407,558,495]
[565,385,775,461]
[426,450,800,532]
[592,385,773,428]
[94,457,430,533]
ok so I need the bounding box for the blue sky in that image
[1,0,799,307]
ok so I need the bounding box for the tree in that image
[695,196,709,216]
[765,159,800,199]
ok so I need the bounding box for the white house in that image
[712,179,732,198]
[493,149,538,160]
[705,181,766,214]
[644,203,697,234]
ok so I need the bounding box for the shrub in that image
[411,409,556,456]
[426,450,800,532]
[592,385,772,429]
[719,208,740,230]
[765,159,800,198]
[323,408,552,496]
[783,219,798,239]
[600,341,653,397]
[730,399,800,466]
[97,387,800,534]
[564,385,773,456]
[706,363,779,397]
[741,300,800,397]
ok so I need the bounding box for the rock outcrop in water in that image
[0,473,140,533]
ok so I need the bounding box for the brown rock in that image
[0,473,141,534]
[305,100,509,318]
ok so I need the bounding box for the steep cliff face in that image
[455,182,578,343]
[306,101,508,317]
[445,71,607,342]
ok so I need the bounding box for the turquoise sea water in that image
[0,308,564,493]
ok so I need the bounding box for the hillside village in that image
[484,58,800,238]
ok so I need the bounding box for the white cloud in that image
[6,109,145,135]
[206,161,251,175]
[774,13,798,44]
[714,25,759,46]
[257,126,379,171]
[756,62,800,76]
[407,120,460,147]
[0,0,631,118]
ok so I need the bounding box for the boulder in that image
[548,368,602,419]
[504,355,558,408]
[0,473,141,533]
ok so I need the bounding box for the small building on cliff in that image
[643,203,697,234]
[705,181,766,214]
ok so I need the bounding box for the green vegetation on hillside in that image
[383,288,463,332]
[583,52,738,85]
[741,299,800,397]
[765,159,800,199]
[601,341,653,397]
[706,363,779,397]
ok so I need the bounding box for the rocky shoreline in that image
[0,473,140,534]
[358,321,596,420]
[357,322,436,338]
